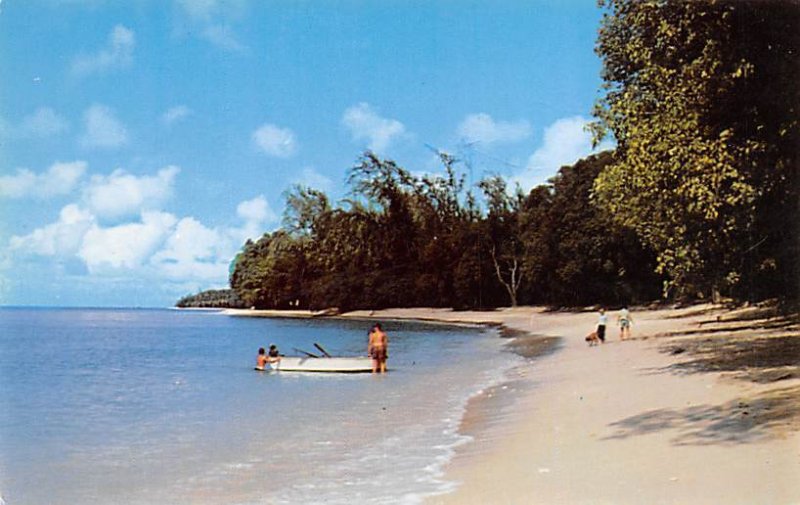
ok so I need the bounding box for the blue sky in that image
[0,0,610,307]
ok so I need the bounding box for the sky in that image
[0,0,612,307]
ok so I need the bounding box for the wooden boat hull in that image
[268,356,373,373]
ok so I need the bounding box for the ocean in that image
[0,307,523,505]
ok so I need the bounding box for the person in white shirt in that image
[597,309,608,343]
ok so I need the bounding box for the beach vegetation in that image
[176,289,245,308]
[479,175,526,306]
[520,151,662,306]
[591,0,799,302]
[227,150,661,310]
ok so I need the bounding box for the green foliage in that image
[229,231,308,309]
[175,289,245,308]
[521,151,662,305]
[592,0,799,301]
[227,150,663,310]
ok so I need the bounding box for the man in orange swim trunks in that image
[368,323,388,374]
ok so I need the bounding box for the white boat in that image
[268,356,373,373]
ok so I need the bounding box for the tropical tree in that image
[480,175,526,306]
[591,0,799,301]
[228,149,664,311]
[229,231,307,309]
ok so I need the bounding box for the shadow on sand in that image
[603,385,800,445]
[608,303,800,445]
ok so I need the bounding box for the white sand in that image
[347,306,800,504]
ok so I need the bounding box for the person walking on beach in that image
[597,309,608,344]
[617,307,633,341]
[368,323,388,373]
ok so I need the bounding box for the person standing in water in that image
[255,347,269,371]
[267,344,281,364]
[597,309,608,344]
[617,307,633,341]
[368,323,388,373]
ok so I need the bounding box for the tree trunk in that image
[491,246,521,307]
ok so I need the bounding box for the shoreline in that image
[225,304,800,504]
[427,304,800,505]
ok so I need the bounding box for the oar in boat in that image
[292,347,319,358]
[314,343,332,358]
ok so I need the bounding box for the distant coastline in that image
[175,289,244,309]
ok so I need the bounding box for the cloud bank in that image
[6,165,276,290]
[83,166,180,221]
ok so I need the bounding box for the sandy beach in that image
[335,305,799,505]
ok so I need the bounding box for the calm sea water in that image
[0,308,522,505]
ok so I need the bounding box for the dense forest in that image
[183,0,799,310]
[228,150,663,311]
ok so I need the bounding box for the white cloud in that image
[9,204,95,257]
[150,194,276,283]
[235,195,277,242]
[0,107,70,140]
[176,0,219,21]
[292,167,334,193]
[236,195,273,223]
[71,25,135,77]
[175,0,247,51]
[457,113,531,145]
[80,104,129,149]
[155,217,221,262]
[147,195,276,281]
[4,160,279,291]
[162,105,193,125]
[19,107,70,137]
[202,25,246,52]
[514,116,615,190]
[79,211,177,272]
[150,217,229,281]
[341,103,406,152]
[252,123,297,158]
[83,166,180,221]
[0,161,87,199]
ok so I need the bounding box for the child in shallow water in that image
[267,344,281,364]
